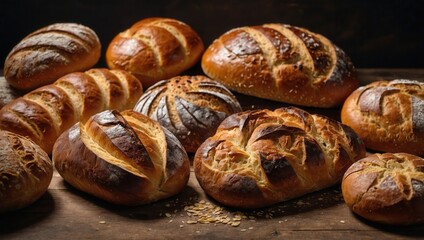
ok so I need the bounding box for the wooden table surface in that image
[0,69,423,240]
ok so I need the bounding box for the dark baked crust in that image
[133,75,242,152]
[342,153,424,225]
[52,110,190,206]
[341,79,424,156]
[0,130,52,212]
[4,23,101,91]
[201,23,358,108]
[194,107,366,208]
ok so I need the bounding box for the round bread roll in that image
[133,75,242,152]
[201,23,358,108]
[4,23,101,91]
[341,79,424,156]
[342,153,424,225]
[106,17,204,88]
[194,107,366,208]
[52,109,190,206]
[0,130,53,212]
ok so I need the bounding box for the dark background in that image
[1,0,423,69]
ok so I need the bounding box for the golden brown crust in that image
[133,75,242,152]
[4,23,101,91]
[0,68,143,154]
[342,153,424,225]
[52,110,190,206]
[106,17,204,88]
[194,107,366,208]
[0,130,52,212]
[201,23,358,108]
[341,79,424,156]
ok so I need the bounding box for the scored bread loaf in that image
[341,79,424,156]
[52,110,190,206]
[133,75,242,152]
[4,23,101,91]
[342,153,424,225]
[194,107,366,208]
[0,68,143,154]
[106,17,204,88]
[0,130,53,212]
[201,23,358,108]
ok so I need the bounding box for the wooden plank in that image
[0,69,424,239]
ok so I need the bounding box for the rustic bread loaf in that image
[52,109,190,206]
[341,79,424,156]
[0,68,143,154]
[201,23,358,108]
[0,130,52,212]
[194,107,366,208]
[4,23,101,91]
[106,17,204,88]
[133,75,242,152]
[342,153,424,225]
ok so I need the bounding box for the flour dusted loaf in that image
[342,153,424,225]
[0,68,143,154]
[341,79,424,156]
[194,107,366,208]
[4,23,101,91]
[106,17,204,88]
[133,75,242,152]
[0,130,52,212]
[53,110,190,205]
[202,23,358,108]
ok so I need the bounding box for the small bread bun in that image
[342,153,424,225]
[106,17,204,88]
[4,23,101,91]
[0,130,53,212]
[341,79,424,156]
[133,75,242,152]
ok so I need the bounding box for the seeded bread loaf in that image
[202,23,358,108]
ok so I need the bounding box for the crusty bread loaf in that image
[4,23,101,91]
[194,107,366,208]
[106,17,204,88]
[133,75,242,152]
[341,79,424,156]
[201,23,358,108]
[0,130,52,212]
[0,68,143,154]
[342,153,424,225]
[52,109,190,206]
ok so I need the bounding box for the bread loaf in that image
[0,68,143,154]
[133,75,242,152]
[0,130,52,212]
[4,23,101,91]
[341,79,424,156]
[194,107,366,208]
[201,23,358,108]
[52,109,190,206]
[106,17,204,88]
[342,153,424,225]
